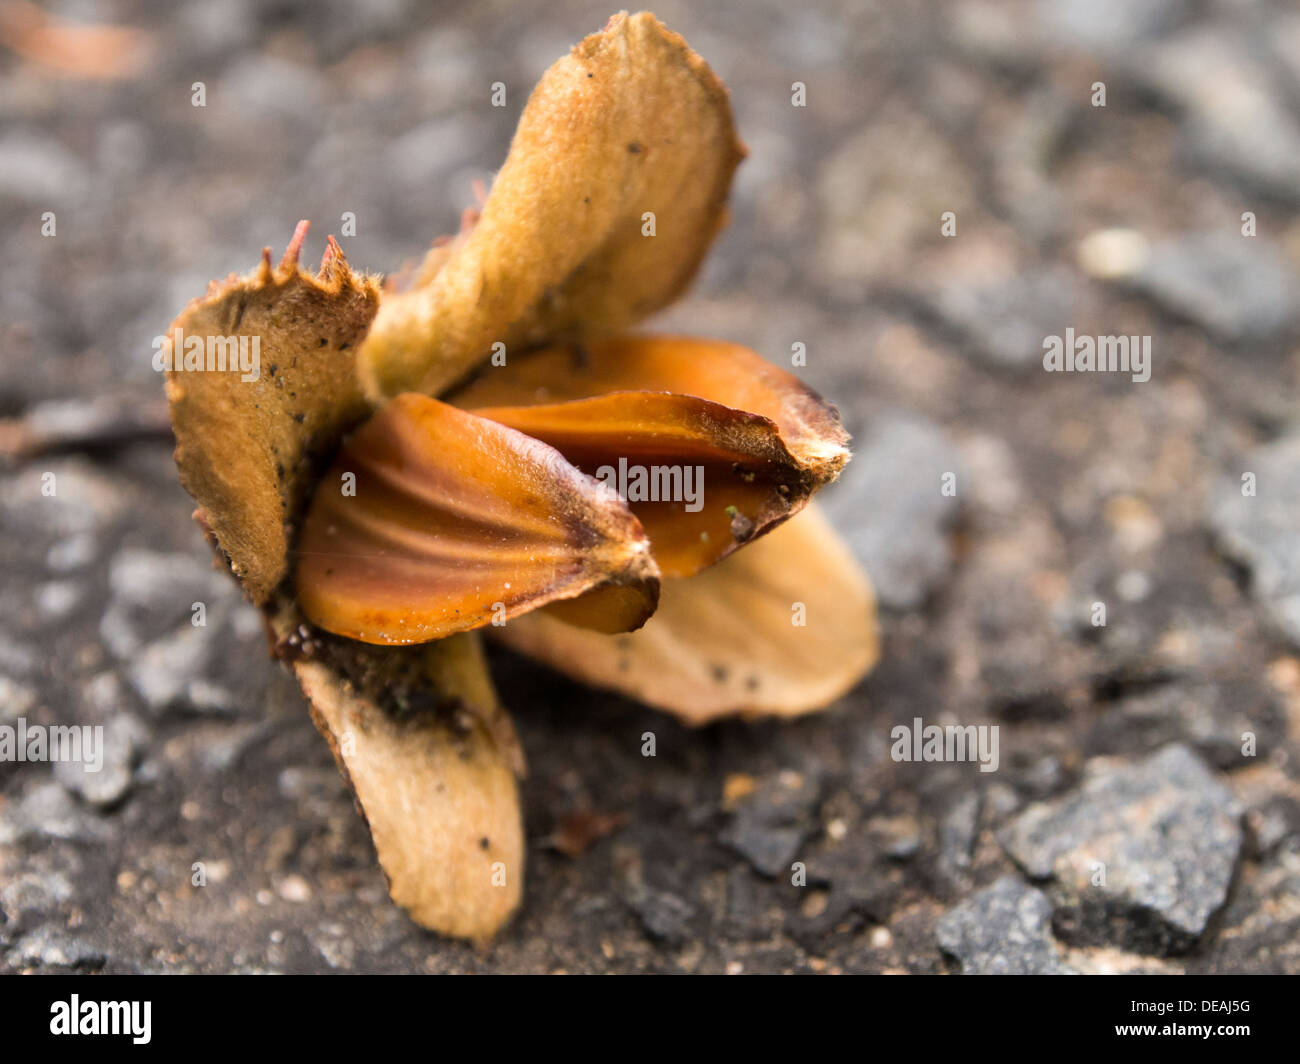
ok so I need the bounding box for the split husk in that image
[358,12,746,399]
[451,335,849,576]
[295,392,659,643]
[162,11,874,942]
[494,504,879,724]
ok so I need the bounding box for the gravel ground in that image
[2,0,1300,973]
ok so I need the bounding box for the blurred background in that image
[1,0,1299,972]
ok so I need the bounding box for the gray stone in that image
[1021,754,1066,797]
[1134,26,1300,202]
[35,580,82,620]
[409,28,480,104]
[0,133,89,202]
[723,866,768,933]
[0,781,108,845]
[0,865,76,925]
[311,925,357,970]
[1086,682,1283,771]
[5,927,104,971]
[177,0,257,56]
[54,713,147,808]
[927,266,1080,371]
[385,117,489,193]
[792,843,898,944]
[0,675,37,721]
[721,771,822,878]
[126,626,215,711]
[816,105,976,289]
[937,792,981,893]
[1209,434,1300,646]
[199,722,268,773]
[1038,0,1192,51]
[100,548,243,711]
[1246,799,1299,858]
[106,549,228,618]
[46,533,99,573]
[821,412,959,610]
[1120,234,1297,344]
[1000,745,1243,954]
[869,814,923,860]
[1,461,125,541]
[1270,12,1300,95]
[1197,844,1300,973]
[10,397,169,455]
[627,887,695,945]
[0,639,38,678]
[937,876,1075,974]
[219,54,328,124]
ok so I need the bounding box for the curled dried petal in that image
[452,335,851,575]
[451,335,849,475]
[294,393,660,644]
[467,392,802,577]
[359,12,745,398]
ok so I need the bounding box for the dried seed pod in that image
[294,393,660,644]
[159,12,875,945]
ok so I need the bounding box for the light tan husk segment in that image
[357,11,746,399]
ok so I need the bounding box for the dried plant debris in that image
[295,393,660,644]
[451,336,849,576]
[166,223,380,605]
[496,505,879,724]
[161,11,874,940]
[269,604,524,942]
[358,13,746,400]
